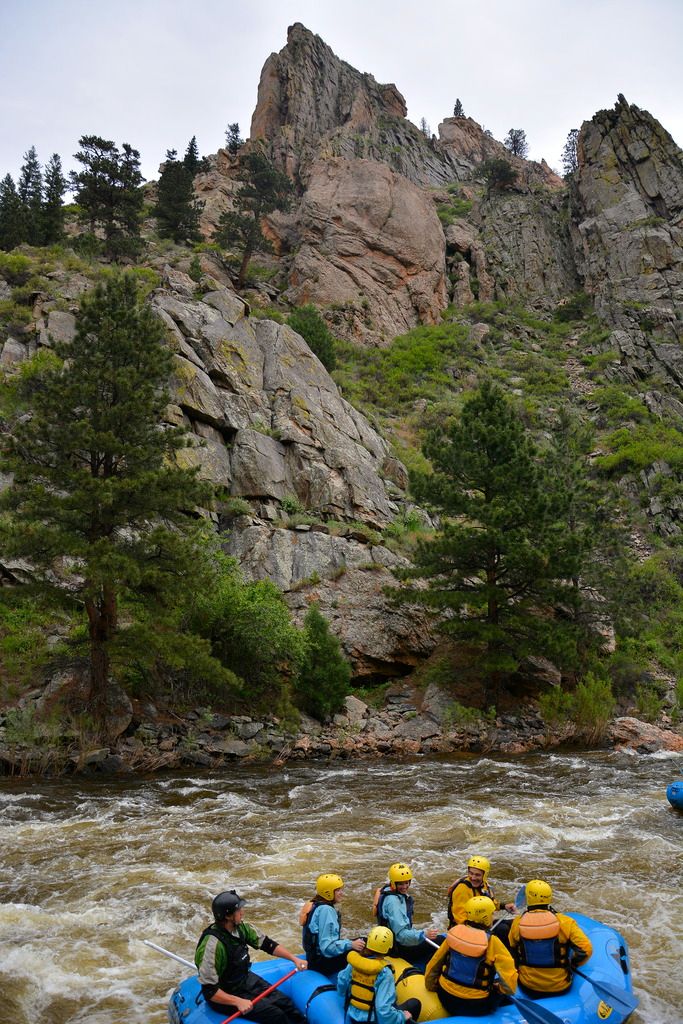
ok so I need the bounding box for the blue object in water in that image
[666,780,683,809]
[167,912,637,1024]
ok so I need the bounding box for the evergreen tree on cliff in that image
[397,381,587,703]
[504,128,529,158]
[70,136,145,259]
[562,128,579,178]
[17,146,44,245]
[225,123,244,156]
[42,153,68,244]
[213,151,293,287]
[0,275,215,735]
[183,136,200,175]
[296,604,351,720]
[0,174,26,251]
[154,150,203,243]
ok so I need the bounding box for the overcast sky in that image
[2,0,681,187]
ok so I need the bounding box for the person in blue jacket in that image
[373,862,439,963]
[337,926,420,1024]
[300,873,365,975]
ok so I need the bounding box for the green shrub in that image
[221,497,252,519]
[554,292,591,322]
[0,252,33,285]
[287,304,337,371]
[572,672,616,742]
[188,254,202,282]
[294,604,351,720]
[186,555,304,707]
[0,299,33,332]
[634,682,664,722]
[250,306,285,323]
[443,700,484,727]
[538,686,574,727]
[0,595,67,694]
[281,494,305,516]
[596,422,683,475]
[70,233,104,258]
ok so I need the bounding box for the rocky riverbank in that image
[2,681,682,777]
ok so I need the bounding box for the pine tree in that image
[295,604,351,720]
[213,151,293,287]
[0,174,26,251]
[225,123,244,156]
[453,99,465,118]
[154,151,203,243]
[17,146,43,245]
[42,153,67,244]
[183,136,200,175]
[503,128,529,159]
[0,274,214,733]
[419,117,431,137]
[70,136,145,259]
[562,128,579,178]
[398,381,585,701]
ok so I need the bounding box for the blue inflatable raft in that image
[666,780,683,809]
[168,912,637,1024]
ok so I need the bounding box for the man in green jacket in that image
[196,889,307,1022]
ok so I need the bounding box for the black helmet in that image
[212,890,246,921]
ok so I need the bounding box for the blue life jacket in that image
[516,910,568,970]
[442,925,493,992]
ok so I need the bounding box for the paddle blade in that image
[508,992,567,1024]
[514,885,527,912]
[573,967,639,1015]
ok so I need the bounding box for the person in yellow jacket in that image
[446,855,516,928]
[508,879,592,998]
[425,895,517,1018]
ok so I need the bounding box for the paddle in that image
[572,966,639,1015]
[219,968,298,1024]
[143,939,195,970]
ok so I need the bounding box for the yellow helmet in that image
[366,925,393,954]
[388,863,413,887]
[526,879,552,907]
[464,895,495,927]
[467,855,490,882]
[316,873,343,901]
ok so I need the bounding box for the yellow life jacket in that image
[443,925,493,990]
[516,910,568,969]
[518,910,560,941]
[446,878,496,927]
[347,951,388,1012]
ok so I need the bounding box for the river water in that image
[1,750,681,1024]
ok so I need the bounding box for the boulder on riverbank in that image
[2,682,681,777]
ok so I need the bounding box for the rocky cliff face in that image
[282,157,448,341]
[196,23,565,341]
[572,95,683,388]
[0,262,435,679]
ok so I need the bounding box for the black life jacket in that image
[514,909,569,970]
[302,897,346,975]
[375,884,414,928]
[443,924,494,992]
[446,876,495,928]
[196,924,251,992]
